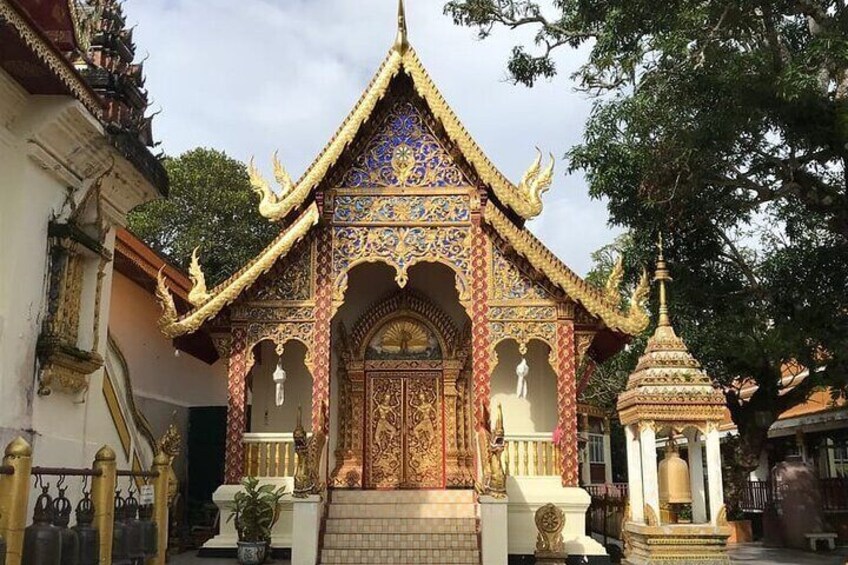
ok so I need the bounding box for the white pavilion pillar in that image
[639,422,659,520]
[705,426,724,524]
[580,413,592,485]
[603,434,613,484]
[625,423,644,523]
[685,428,707,523]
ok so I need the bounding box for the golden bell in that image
[658,446,692,504]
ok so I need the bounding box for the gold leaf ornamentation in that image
[188,247,212,307]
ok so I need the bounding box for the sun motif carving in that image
[380,320,429,354]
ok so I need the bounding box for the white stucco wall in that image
[108,272,227,408]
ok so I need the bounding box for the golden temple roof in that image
[155,7,653,340]
[617,246,725,426]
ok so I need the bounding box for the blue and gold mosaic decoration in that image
[341,101,469,188]
[333,195,470,224]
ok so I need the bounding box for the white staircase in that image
[321,490,480,565]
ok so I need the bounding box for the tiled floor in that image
[170,543,848,564]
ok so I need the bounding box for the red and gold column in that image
[469,218,491,432]
[312,227,333,433]
[556,308,579,486]
[224,326,249,484]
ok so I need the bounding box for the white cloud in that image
[129,0,622,275]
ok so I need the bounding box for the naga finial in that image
[155,267,178,330]
[248,153,304,221]
[188,247,212,307]
[605,255,624,301]
[393,0,409,53]
[628,268,651,318]
[517,148,555,219]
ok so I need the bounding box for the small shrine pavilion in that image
[156,3,650,562]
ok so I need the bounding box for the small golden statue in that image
[534,503,567,563]
[476,403,507,498]
[293,405,326,498]
[157,422,181,506]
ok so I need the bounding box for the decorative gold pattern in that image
[484,205,649,334]
[248,153,313,222]
[489,320,556,355]
[331,225,471,300]
[332,195,470,225]
[156,204,319,337]
[491,244,551,301]
[243,241,313,302]
[188,247,212,306]
[605,255,624,301]
[476,404,506,498]
[293,405,326,497]
[534,503,566,555]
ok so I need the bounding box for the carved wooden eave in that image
[157,203,320,338]
[252,43,551,222]
[483,205,650,336]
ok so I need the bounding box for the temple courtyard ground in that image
[170,542,848,564]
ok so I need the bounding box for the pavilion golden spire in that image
[394,0,409,53]
[653,233,672,327]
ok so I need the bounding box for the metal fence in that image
[586,483,629,544]
[739,478,848,513]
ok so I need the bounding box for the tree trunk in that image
[723,402,778,517]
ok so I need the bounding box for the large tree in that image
[128,148,278,286]
[446,0,848,496]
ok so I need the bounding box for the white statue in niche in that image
[273,348,287,407]
[516,357,529,399]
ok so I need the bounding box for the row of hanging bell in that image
[113,489,158,564]
[23,484,101,565]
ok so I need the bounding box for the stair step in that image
[324,517,478,534]
[327,503,476,519]
[320,548,479,564]
[323,532,478,550]
[331,489,476,505]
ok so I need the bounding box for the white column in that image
[603,418,613,484]
[705,426,725,525]
[581,414,592,485]
[624,424,644,523]
[639,422,659,521]
[685,428,707,524]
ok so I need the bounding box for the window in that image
[588,434,605,464]
[834,443,848,478]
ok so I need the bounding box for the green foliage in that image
[227,476,286,543]
[446,2,848,471]
[127,148,279,286]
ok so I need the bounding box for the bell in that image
[52,487,80,565]
[138,503,158,558]
[111,493,131,565]
[658,444,692,505]
[71,493,99,565]
[124,491,145,562]
[23,486,62,565]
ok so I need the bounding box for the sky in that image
[129,0,622,276]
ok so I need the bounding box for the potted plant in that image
[228,477,286,564]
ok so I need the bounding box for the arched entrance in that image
[363,316,445,488]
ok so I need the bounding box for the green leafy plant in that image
[227,477,286,544]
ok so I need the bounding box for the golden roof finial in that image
[653,233,672,327]
[394,0,409,53]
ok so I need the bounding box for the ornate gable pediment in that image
[339,99,470,189]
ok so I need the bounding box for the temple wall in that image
[490,340,558,434]
[109,272,227,407]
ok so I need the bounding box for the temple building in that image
[155,3,650,563]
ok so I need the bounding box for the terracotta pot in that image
[727,520,753,544]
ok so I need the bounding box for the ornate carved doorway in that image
[363,318,445,489]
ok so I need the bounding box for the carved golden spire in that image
[188,247,212,307]
[628,267,650,318]
[155,267,178,329]
[517,148,555,219]
[653,233,672,327]
[248,153,305,221]
[394,0,409,53]
[605,254,624,301]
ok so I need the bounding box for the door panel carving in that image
[365,371,444,489]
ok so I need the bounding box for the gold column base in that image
[623,521,731,565]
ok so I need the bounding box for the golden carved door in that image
[365,371,444,489]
